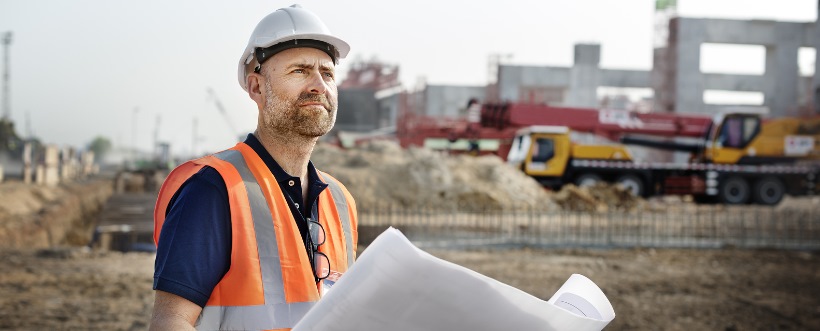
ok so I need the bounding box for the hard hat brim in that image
[238,33,350,92]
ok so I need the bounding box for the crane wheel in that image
[574,173,602,188]
[752,176,785,206]
[719,176,750,205]
[616,174,644,197]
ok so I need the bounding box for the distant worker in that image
[149,5,358,330]
[466,98,481,155]
[466,98,482,131]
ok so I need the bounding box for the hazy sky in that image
[0,0,816,156]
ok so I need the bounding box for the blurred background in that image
[0,1,818,330]
[0,0,816,162]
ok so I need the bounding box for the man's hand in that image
[149,290,202,331]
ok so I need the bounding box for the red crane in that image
[397,102,713,160]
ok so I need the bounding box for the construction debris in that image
[552,183,643,212]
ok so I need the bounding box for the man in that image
[149,5,358,330]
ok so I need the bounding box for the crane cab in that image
[508,126,635,190]
[508,126,572,178]
[705,110,820,165]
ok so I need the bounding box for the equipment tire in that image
[719,176,750,205]
[752,176,785,205]
[616,174,644,197]
[574,173,602,187]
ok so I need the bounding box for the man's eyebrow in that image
[319,63,335,72]
[284,62,335,72]
[285,63,314,70]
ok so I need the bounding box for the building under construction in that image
[337,1,820,138]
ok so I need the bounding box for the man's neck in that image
[254,129,317,181]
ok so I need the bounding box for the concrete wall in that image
[337,88,380,132]
[493,16,817,118]
[498,65,569,103]
[336,87,403,133]
[671,17,815,116]
[498,45,650,108]
[423,85,486,118]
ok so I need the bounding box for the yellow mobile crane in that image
[509,112,820,205]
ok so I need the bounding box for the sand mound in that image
[313,140,645,212]
[312,141,558,211]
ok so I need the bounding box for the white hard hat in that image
[237,4,350,91]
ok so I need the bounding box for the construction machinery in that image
[397,102,820,205]
[504,107,820,205]
[398,102,713,160]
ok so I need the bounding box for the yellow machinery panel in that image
[522,131,633,177]
[572,145,633,161]
[524,133,571,177]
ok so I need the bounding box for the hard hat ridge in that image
[237,4,350,91]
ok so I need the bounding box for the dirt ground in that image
[0,244,816,330]
[0,144,817,330]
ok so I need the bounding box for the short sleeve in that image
[153,166,231,307]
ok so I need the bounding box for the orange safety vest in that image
[153,142,358,331]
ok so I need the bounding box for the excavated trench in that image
[0,170,165,252]
[0,178,114,250]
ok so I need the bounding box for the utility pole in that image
[2,32,12,121]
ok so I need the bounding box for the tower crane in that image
[207,87,242,141]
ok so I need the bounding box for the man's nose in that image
[306,71,328,94]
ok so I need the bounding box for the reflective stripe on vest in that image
[215,149,288,304]
[154,143,356,330]
[318,172,355,265]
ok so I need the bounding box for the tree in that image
[88,136,112,161]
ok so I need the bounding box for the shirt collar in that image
[244,133,327,186]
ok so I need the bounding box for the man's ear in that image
[247,72,265,109]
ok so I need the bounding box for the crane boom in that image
[207,88,240,141]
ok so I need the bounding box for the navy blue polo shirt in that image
[153,133,328,307]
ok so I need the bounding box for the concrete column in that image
[674,18,705,114]
[60,147,75,182]
[81,151,95,177]
[764,23,801,117]
[652,47,674,112]
[35,165,44,185]
[22,142,32,184]
[497,65,520,102]
[567,44,601,107]
[42,145,59,186]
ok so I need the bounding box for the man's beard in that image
[261,80,337,138]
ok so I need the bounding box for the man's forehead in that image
[273,48,335,68]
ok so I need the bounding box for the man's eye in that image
[293,69,304,74]
[323,72,334,78]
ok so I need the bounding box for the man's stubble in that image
[260,79,337,139]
